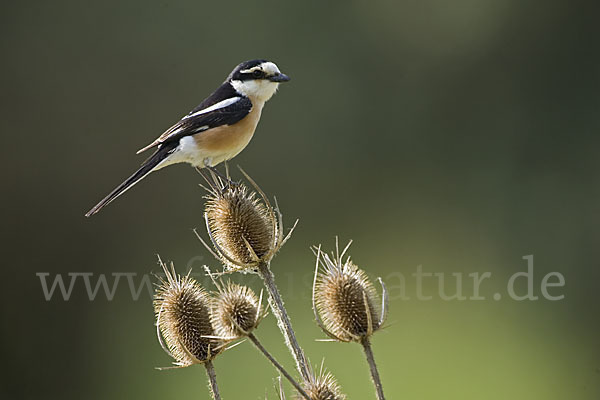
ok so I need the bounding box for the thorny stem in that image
[257,261,311,382]
[361,337,385,400]
[248,333,311,400]
[204,360,221,400]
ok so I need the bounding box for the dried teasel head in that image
[312,240,388,343]
[153,260,223,368]
[299,367,346,400]
[197,168,297,272]
[211,280,264,339]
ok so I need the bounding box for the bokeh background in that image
[2,0,599,399]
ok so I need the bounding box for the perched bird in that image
[85,59,290,217]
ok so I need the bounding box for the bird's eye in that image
[252,70,263,78]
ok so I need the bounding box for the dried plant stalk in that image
[248,333,311,400]
[361,338,384,400]
[257,261,311,381]
[205,360,221,400]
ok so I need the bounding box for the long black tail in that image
[85,145,175,217]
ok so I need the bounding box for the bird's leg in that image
[208,166,240,188]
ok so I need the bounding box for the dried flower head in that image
[299,368,346,400]
[212,281,264,338]
[312,240,388,343]
[154,260,223,367]
[207,183,273,265]
[198,169,296,272]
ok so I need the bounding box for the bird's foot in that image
[208,166,240,189]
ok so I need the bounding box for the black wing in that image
[137,96,252,154]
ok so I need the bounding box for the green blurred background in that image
[2,0,599,398]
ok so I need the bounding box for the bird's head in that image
[228,59,290,102]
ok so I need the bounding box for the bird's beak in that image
[269,73,290,82]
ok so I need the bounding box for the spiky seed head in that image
[314,247,382,342]
[299,371,346,400]
[212,282,262,338]
[154,262,222,366]
[205,183,276,270]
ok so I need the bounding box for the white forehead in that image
[240,62,281,75]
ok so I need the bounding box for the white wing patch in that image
[183,97,241,119]
[190,125,209,133]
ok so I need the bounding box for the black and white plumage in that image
[85,59,290,217]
